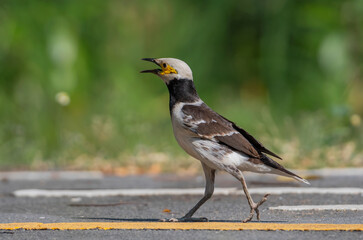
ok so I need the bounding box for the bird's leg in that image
[227,168,269,222]
[239,172,269,223]
[161,163,215,222]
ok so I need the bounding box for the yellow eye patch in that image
[160,64,178,75]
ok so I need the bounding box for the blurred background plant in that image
[0,0,362,173]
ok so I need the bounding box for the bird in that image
[141,58,309,223]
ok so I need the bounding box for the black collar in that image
[167,78,200,111]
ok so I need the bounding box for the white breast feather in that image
[171,100,203,159]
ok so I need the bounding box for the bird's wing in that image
[217,114,282,160]
[181,103,260,159]
[181,103,282,160]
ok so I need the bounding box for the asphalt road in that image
[0,170,362,239]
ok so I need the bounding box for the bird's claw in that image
[242,193,270,223]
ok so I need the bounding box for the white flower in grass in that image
[55,91,70,106]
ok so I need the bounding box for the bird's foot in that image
[160,217,209,222]
[242,193,270,223]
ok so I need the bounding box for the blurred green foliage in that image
[0,0,362,170]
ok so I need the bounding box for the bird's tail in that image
[260,154,310,185]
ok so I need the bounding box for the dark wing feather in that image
[181,103,260,158]
[233,123,282,159]
[214,134,260,158]
[218,114,282,160]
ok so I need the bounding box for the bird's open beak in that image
[140,58,162,74]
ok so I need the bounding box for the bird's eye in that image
[163,63,167,68]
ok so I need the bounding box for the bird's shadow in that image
[77,217,160,222]
[77,217,287,223]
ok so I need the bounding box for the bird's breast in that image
[171,114,201,159]
[169,100,206,160]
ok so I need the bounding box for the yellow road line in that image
[0,222,362,231]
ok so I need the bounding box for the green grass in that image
[0,0,362,171]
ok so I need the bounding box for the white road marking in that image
[246,187,363,195]
[13,187,363,198]
[0,171,103,180]
[269,205,363,211]
[1,168,361,181]
[13,188,237,197]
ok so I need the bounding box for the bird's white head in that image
[141,58,193,84]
